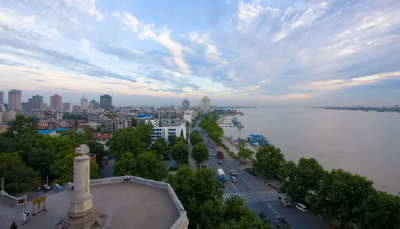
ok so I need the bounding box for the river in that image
[222,108,400,195]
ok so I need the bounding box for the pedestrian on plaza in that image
[21,212,26,225]
[10,222,17,229]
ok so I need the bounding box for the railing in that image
[0,192,27,207]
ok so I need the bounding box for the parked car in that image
[230,169,237,176]
[218,160,222,164]
[296,203,308,212]
[259,212,270,223]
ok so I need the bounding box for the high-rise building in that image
[81,96,88,111]
[89,99,100,109]
[50,94,62,109]
[22,98,34,111]
[0,91,4,104]
[32,95,43,110]
[63,102,73,113]
[182,99,190,110]
[100,94,112,109]
[200,96,210,112]
[8,89,22,111]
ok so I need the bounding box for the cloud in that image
[114,12,191,75]
[297,71,400,91]
[148,88,186,94]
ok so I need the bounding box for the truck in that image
[217,151,224,159]
[275,216,294,229]
[217,169,226,182]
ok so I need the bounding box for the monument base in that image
[61,209,108,229]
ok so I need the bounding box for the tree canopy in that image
[107,127,146,159]
[199,116,223,145]
[253,145,285,177]
[171,141,189,165]
[190,130,203,146]
[152,137,167,159]
[191,142,209,168]
[4,115,37,137]
[311,169,374,227]
[236,140,254,163]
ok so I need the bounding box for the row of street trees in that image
[253,145,400,228]
[0,115,102,195]
[168,166,273,229]
[190,130,208,168]
[199,114,223,145]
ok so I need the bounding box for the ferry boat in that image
[247,134,269,146]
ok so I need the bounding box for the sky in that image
[0,0,400,107]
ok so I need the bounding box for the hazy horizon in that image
[1,0,400,107]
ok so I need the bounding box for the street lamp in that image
[46,177,48,187]
[1,177,4,196]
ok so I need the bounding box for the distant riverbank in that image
[222,107,400,195]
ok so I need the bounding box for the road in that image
[192,119,334,229]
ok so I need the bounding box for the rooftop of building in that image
[0,177,187,229]
[93,133,112,139]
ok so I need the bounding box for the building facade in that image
[32,95,43,110]
[81,97,88,111]
[89,99,100,109]
[63,102,73,113]
[182,99,190,110]
[100,116,131,133]
[50,94,62,109]
[8,89,22,111]
[100,95,112,109]
[200,96,210,112]
[152,123,186,141]
[0,91,3,104]
[2,111,16,122]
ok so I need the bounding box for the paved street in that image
[193,118,334,229]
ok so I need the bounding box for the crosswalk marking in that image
[223,190,284,203]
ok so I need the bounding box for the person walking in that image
[21,212,26,225]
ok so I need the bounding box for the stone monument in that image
[61,144,105,229]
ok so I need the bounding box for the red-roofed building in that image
[93,133,112,145]
[77,119,87,124]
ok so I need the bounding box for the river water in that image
[222,108,400,195]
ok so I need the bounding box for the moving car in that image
[278,196,291,207]
[230,169,237,176]
[275,216,294,229]
[296,203,308,212]
[209,145,213,148]
[259,212,270,223]
[218,160,222,164]
[231,176,237,183]
[209,152,211,156]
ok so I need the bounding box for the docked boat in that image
[247,134,269,146]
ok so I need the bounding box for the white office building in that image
[81,96,88,111]
[100,116,131,133]
[152,123,186,141]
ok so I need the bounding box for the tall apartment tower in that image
[0,91,4,104]
[182,98,190,110]
[200,96,210,112]
[8,89,22,111]
[32,95,43,110]
[100,94,112,109]
[81,96,88,111]
[50,94,62,109]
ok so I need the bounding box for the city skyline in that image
[1,0,400,107]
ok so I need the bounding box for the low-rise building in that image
[93,133,112,145]
[100,115,131,133]
[152,123,186,141]
[2,111,16,123]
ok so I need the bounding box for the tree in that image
[135,123,154,148]
[236,140,254,163]
[358,190,400,229]
[168,167,224,229]
[199,196,273,229]
[84,127,96,139]
[89,141,106,164]
[311,169,374,227]
[131,118,138,127]
[171,141,189,165]
[152,137,167,159]
[253,145,285,177]
[107,127,146,159]
[5,115,37,137]
[0,152,39,195]
[190,130,203,146]
[281,158,326,202]
[168,135,178,148]
[191,142,209,168]
[27,150,54,178]
[114,152,167,181]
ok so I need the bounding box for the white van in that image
[296,203,308,212]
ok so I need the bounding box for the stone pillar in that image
[67,144,94,218]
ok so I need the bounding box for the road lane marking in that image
[223,190,281,203]
[267,204,281,217]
